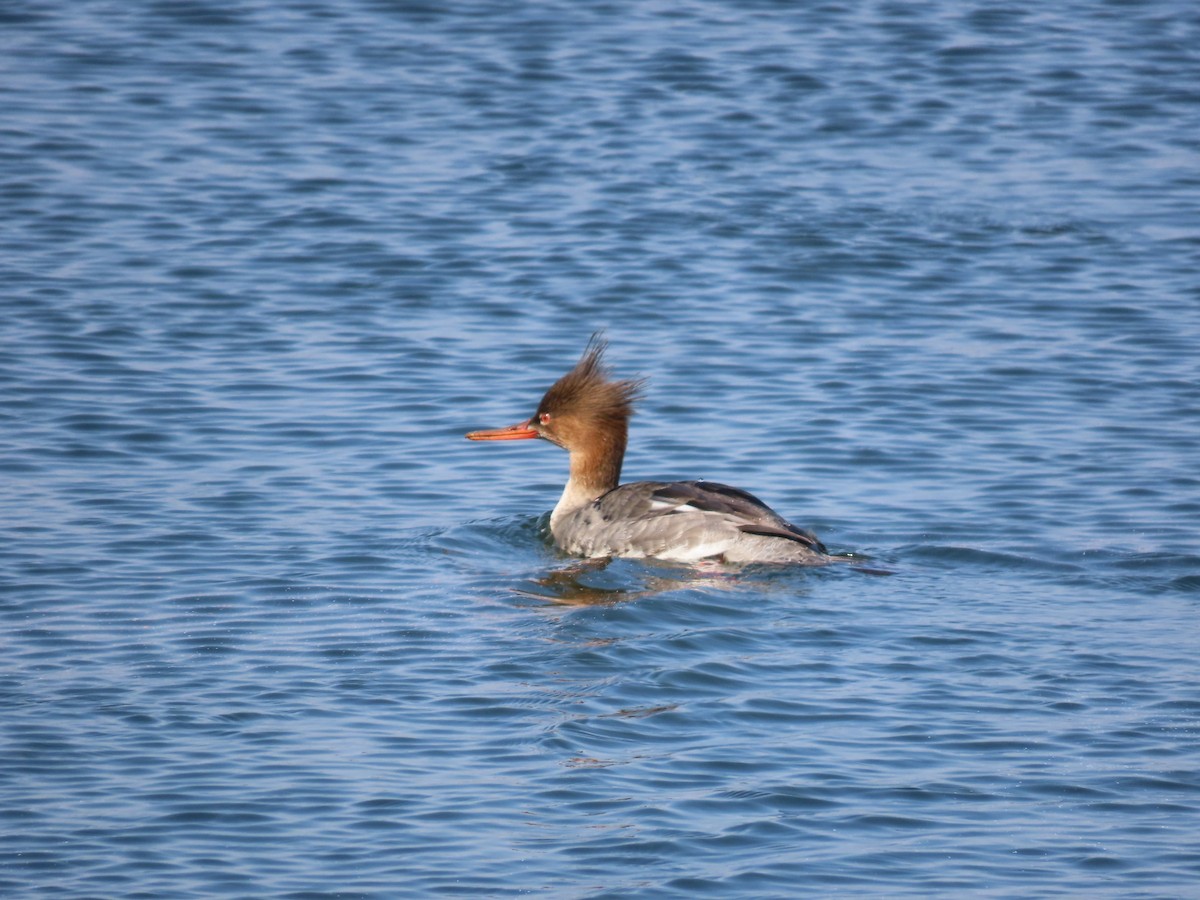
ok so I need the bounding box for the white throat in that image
[550,475,600,531]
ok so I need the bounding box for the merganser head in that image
[465,336,643,454]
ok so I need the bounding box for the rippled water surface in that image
[3,1,1199,896]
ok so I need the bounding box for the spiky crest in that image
[536,335,643,427]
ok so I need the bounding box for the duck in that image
[466,337,833,565]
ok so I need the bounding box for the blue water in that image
[3,1,1199,896]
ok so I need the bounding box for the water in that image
[2,0,1199,896]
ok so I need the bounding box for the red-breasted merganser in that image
[466,338,832,565]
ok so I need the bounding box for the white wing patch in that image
[646,498,705,514]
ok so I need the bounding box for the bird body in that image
[466,338,831,566]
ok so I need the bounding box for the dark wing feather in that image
[650,481,828,554]
[735,523,827,554]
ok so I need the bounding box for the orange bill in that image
[465,420,539,441]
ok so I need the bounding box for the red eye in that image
[539,413,551,425]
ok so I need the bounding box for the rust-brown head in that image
[465,336,644,463]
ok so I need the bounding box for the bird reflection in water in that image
[513,558,738,606]
[514,553,892,605]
